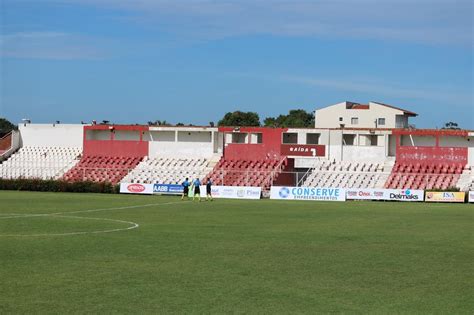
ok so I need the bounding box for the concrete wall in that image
[178,131,212,143]
[19,124,85,148]
[115,130,140,141]
[286,128,325,145]
[400,135,436,146]
[315,101,411,129]
[147,127,216,158]
[342,146,386,162]
[439,136,474,148]
[327,130,343,161]
[86,130,111,141]
[323,129,391,162]
[148,142,215,158]
[220,127,286,160]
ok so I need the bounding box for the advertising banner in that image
[469,191,474,203]
[425,191,465,203]
[211,186,262,200]
[280,144,326,157]
[153,184,184,195]
[270,186,346,201]
[346,189,424,201]
[120,183,154,194]
[346,189,386,200]
[383,189,424,202]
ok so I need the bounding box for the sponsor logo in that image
[389,189,419,200]
[426,191,465,202]
[237,189,245,198]
[277,187,342,200]
[223,188,234,196]
[127,184,145,193]
[347,190,387,199]
[153,185,169,193]
[153,184,183,194]
[279,187,290,198]
[247,190,260,197]
[291,187,341,200]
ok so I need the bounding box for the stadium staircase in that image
[383,162,466,190]
[303,160,387,188]
[63,155,142,184]
[0,146,81,180]
[204,157,288,191]
[454,167,473,192]
[0,130,21,162]
[121,156,215,184]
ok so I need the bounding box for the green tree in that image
[442,121,460,130]
[264,109,314,128]
[218,111,260,127]
[148,120,172,126]
[0,118,17,136]
[263,117,277,127]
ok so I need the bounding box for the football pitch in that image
[0,191,472,314]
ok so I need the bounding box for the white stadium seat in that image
[302,161,385,189]
[0,146,81,180]
[121,156,214,184]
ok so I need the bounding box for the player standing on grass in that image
[206,179,213,201]
[193,178,201,202]
[181,177,190,200]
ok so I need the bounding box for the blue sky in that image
[1,0,473,128]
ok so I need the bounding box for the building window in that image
[250,133,262,144]
[282,132,298,144]
[369,135,378,146]
[231,133,247,144]
[378,118,385,126]
[343,134,356,146]
[396,115,408,128]
[339,117,343,122]
[351,117,358,125]
[306,133,320,144]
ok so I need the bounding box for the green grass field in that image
[0,191,472,314]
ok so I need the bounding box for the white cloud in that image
[0,32,105,60]
[280,75,473,105]
[25,0,473,45]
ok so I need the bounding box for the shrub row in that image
[0,178,118,194]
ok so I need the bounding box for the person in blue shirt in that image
[181,177,190,200]
[206,179,213,201]
[193,178,201,202]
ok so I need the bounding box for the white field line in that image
[0,215,139,237]
[0,200,189,237]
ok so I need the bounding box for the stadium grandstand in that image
[122,156,215,184]
[1,101,473,193]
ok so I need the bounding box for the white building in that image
[314,101,417,129]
